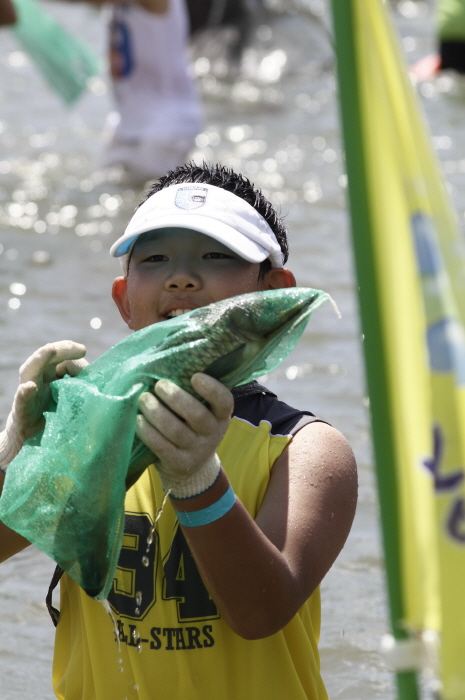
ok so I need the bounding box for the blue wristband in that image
[175,486,236,528]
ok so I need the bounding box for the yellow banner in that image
[350,1,465,696]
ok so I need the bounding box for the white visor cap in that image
[110,183,284,269]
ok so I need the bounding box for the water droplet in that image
[90,317,102,329]
[142,556,149,567]
[101,599,121,652]
[119,667,125,673]
[9,282,26,295]
[135,607,140,616]
[135,591,142,606]
[31,249,51,264]
[137,643,142,654]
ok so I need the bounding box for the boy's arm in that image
[137,375,358,639]
[172,423,356,639]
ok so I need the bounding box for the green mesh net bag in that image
[0,287,333,600]
[12,0,101,105]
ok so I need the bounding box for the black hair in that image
[139,161,289,277]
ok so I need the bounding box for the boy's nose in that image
[165,267,201,290]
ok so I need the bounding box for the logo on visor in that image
[175,187,208,210]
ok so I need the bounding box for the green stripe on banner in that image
[331,1,420,697]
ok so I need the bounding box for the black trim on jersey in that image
[232,381,324,436]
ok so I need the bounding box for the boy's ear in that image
[112,277,134,329]
[262,267,296,290]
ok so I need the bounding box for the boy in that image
[0,163,357,699]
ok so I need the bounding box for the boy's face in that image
[112,228,294,331]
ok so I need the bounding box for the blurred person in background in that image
[411,0,465,79]
[5,0,259,184]
[102,0,203,183]
[437,0,465,73]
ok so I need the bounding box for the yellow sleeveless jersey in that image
[52,383,329,700]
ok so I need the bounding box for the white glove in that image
[0,341,88,472]
[136,373,233,499]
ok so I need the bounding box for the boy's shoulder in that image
[231,381,324,437]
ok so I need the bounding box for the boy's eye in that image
[142,254,168,263]
[203,252,234,260]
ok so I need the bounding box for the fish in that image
[124,286,333,485]
[0,287,333,600]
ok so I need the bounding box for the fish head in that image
[223,287,321,340]
[200,287,328,387]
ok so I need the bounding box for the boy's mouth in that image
[165,309,192,319]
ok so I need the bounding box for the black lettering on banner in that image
[422,424,465,546]
[107,512,158,619]
[447,497,465,542]
[163,525,219,622]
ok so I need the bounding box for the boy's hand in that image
[136,374,233,498]
[0,341,88,472]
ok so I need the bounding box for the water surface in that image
[1,1,462,697]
